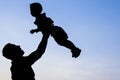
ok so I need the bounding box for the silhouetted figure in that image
[2,33,50,80]
[30,2,81,58]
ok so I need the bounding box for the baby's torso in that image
[34,13,53,27]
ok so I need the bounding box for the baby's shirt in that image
[34,13,53,27]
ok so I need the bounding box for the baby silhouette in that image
[30,2,81,58]
[2,33,50,80]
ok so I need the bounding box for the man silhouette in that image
[2,32,50,80]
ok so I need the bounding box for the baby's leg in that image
[51,26,81,58]
[55,39,81,58]
[57,39,76,50]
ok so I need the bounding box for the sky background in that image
[0,0,120,80]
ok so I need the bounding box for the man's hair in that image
[30,2,43,13]
[2,43,16,59]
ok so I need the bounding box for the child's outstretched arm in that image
[30,28,40,34]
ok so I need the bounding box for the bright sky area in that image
[0,0,120,80]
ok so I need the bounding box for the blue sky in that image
[0,0,120,80]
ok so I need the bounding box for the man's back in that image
[11,57,35,80]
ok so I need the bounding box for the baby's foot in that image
[71,48,81,58]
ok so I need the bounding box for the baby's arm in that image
[30,28,41,34]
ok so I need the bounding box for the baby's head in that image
[2,43,24,60]
[30,2,43,17]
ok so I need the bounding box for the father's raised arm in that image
[27,33,50,65]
